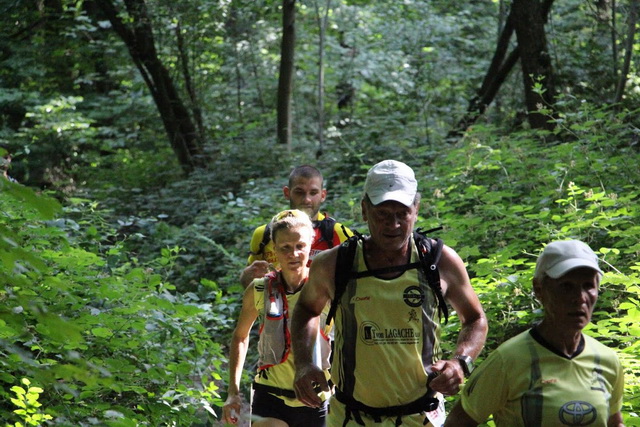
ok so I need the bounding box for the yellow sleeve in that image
[610,354,624,413]
[247,225,268,265]
[461,350,508,424]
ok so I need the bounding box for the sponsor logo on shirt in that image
[403,285,425,307]
[558,401,597,426]
[359,320,420,345]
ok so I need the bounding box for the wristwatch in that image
[454,354,474,378]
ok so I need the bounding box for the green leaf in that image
[91,327,113,338]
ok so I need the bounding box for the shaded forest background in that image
[1,0,639,425]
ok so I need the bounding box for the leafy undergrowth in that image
[428,103,640,424]
[0,180,225,425]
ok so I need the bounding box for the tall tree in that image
[93,0,205,174]
[614,0,639,103]
[314,0,332,157]
[277,0,296,146]
[174,20,206,144]
[449,0,555,139]
[512,0,555,130]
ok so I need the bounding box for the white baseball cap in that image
[364,160,417,207]
[534,240,603,280]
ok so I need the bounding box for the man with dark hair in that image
[240,165,352,288]
[292,160,488,427]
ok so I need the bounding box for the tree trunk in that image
[175,21,206,144]
[94,0,204,174]
[314,0,332,157]
[248,36,267,112]
[448,0,555,139]
[612,0,619,77]
[447,10,518,140]
[225,2,247,124]
[512,0,556,130]
[277,0,296,146]
[614,0,639,103]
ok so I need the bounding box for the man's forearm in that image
[239,267,252,288]
[227,337,249,395]
[291,304,320,368]
[455,315,488,359]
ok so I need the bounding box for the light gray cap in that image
[364,160,417,207]
[534,240,603,280]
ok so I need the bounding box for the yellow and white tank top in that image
[331,236,442,407]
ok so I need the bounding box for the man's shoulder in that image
[325,216,354,236]
[317,212,345,226]
[328,218,349,229]
[311,245,341,273]
[333,221,353,240]
[480,330,533,368]
[431,242,464,271]
[316,243,341,260]
[583,333,620,359]
[315,213,353,243]
[499,329,533,350]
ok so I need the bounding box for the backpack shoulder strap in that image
[414,228,448,324]
[326,231,362,324]
[318,215,337,248]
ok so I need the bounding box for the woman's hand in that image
[222,393,243,424]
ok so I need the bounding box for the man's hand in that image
[428,359,465,396]
[293,363,330,408]
[222,393,242,424]
[240,261,271,288]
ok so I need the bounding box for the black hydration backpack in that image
[326,227,448,325]
[252,216,338,256]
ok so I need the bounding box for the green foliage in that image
[428,100,640,424]
[7,378,53,427]
[0,184,225,424]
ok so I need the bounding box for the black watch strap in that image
[454,354,474,378]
